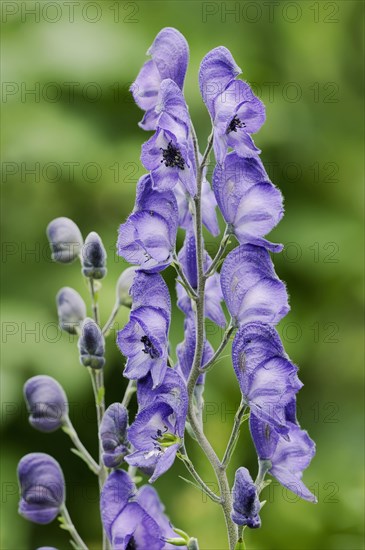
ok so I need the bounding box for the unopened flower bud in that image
[81,232,107,279]
[231,467,261,529]
[99,403,129,468]
[116,267,137,307]
[17,453,65,524]
[24,375,68,432]
[46,217,83,263]
[56,287,86,334]
[78,317,105,369]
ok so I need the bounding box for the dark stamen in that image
[227,115,246,133]
[160,141,185,170]
[141,335,159,359]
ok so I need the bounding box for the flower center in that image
[227,115,246,133]
[126,537,137,550]
[140,335,159,359]
[160,141,185,169]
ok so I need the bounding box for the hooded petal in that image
[100,470,135,542]
[220,244,289,325]
[100,403,129,468]
[130,271,171,322]
[135,174,178,243]
[232,323,302,432]
[199,46,241,118]
[148,27,189,89]
[112,503,163,550]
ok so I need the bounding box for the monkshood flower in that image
[126,369,187,482]
[117,272,170,387]
[232,322,302,434]
[141,79,196,196]
[81,231,107,279]
[220,244,289,326]
[177,230,226,327]
[231,467,261,528]
[17,453,65,524]
[199,47,265,164]
[56,287,86,334]
[24,375,68,433]
[101,470,186,549]
[99,403,129,468]
[250,402,317,502]
[173,173,220,236]
[78,317,105,370]
[131,27,189,130]
[213,153,284,252]
[46,217,83,263]
[176,314,214,385]
[118,174,178,272]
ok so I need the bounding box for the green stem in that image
[200,322,235,374]
[102,300,120,336]
[205,226,231,278]
[187,132,238,550]
[122,379,137,408]
[172,256,198,300]
[178,445,221,504]
[221,400,247,469]
[88,277,109,550]
[62,416,99,475]
[59,504,88,550]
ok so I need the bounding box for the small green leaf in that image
[164,538,188,547]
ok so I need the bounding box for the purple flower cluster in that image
[16,26,316,550]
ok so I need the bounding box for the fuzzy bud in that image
[56,287,86,334]
[81,232,107,279]
[46,217,83,263]
[78,317,105,369]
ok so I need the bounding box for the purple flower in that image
[117,174,178,272]
[231,467,261,528]
[101,470,183,549]
[56,287,86,334]
[176,230,226,327]
[81,231,107,279]
[199,47,265,164]
[232,323,302,434]
[220,244,289,326]
[173,173,220,236]
[46,217,83,263]
[24,375,68,433]
[117,272,170,387]
[213,153,284,252]
[141,79,196,195]
[126,369,187,482]
[250,403,317,502]
[17,453,65,524]
[99,403,129,468]
[78,317,105,370]
[131,27,189,131]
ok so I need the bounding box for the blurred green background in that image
[1,1,364,549]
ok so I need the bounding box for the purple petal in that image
[231,467,261,528]
[100,470,135,542]
[199,46,241,118]
[131,59,160,113]
[130,272,171,321]
[220,244,289,325]
[17,453,64,525]
[148,27,189,89]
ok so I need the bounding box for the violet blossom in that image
[231,467,261,528]
[99,403,129,468]
[131,27,189,131]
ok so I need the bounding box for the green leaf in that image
[178,475,204,494]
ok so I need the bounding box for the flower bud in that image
[17,453,65,524]
[99,403,129,468]
[46,217,83,263]
[116,267,137,307]
[231,467,261,529]
[81,232,107,279]
[78,317,105,369]
[24,375,68,433]
[56,287,86,334]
